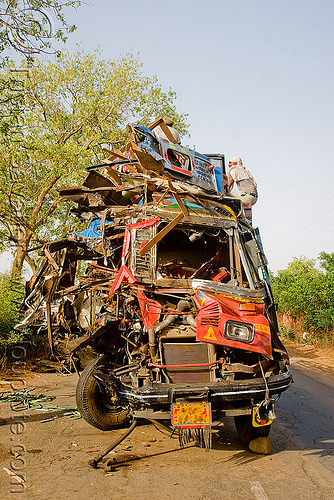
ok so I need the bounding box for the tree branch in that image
[30,174,60,227]
[24,252,37,274]
[35,194,61,229]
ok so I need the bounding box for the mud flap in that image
[252,402,276,427]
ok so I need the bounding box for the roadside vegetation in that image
[1,0,79,367]
[0,272,26,367]
[271,252,334,347]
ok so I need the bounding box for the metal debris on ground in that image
[0,388,81,418]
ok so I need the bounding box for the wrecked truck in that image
[17,118,292,447]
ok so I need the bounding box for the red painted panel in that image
[137,288,161,330]
[195,291,272,359]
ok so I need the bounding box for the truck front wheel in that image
[234,414,271,444]
[76,357,129,431]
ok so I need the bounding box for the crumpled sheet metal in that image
[16,120,243,360]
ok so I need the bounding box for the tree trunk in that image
[11,246,26,280]
[11,232,33,280]
[24,253,37,275]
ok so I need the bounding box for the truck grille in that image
[162,342,211,383]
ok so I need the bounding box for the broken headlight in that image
[224,320,254,343]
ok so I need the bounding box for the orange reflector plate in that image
[239,303,257,311]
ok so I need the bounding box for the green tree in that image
[271,255,334,333]
[313,252,334,331]
[0,50,189,278]
[0,2,82,192]
[271,257,321,319]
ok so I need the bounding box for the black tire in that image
[234,414,271,444]
[76,357,129,431]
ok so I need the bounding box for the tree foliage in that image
[0,272,25,347]
[0,0,80,56]
[271,254,334,333]
[0,50,189,278]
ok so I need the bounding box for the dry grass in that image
[278,318,334,349]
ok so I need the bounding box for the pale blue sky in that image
[1,0,333,274]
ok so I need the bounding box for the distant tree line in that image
[271,253,334,342]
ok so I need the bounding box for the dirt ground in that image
[0,341,333,499]
[285,339,334,365]
[283,339,334,380]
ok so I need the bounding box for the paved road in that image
[0,362,333,500]
[271,363,334,498]
[277,363,334,452]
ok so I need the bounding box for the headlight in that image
[224,321,254,343]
